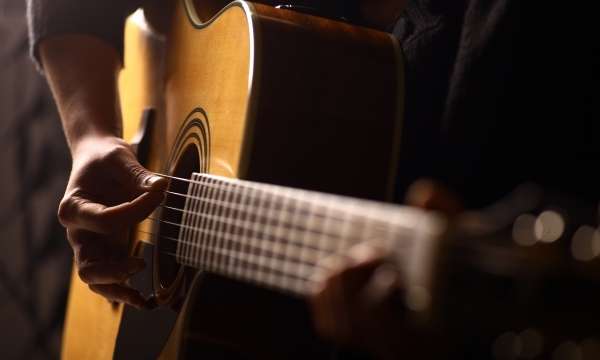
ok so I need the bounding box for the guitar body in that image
[61,1,403,359]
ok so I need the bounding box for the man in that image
[27,0,598,358]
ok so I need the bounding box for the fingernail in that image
[144,175,163,188]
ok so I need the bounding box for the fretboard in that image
[173,173,445,297]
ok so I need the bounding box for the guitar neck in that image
[172,173,445,297]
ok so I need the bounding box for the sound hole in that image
[156,144,200,294]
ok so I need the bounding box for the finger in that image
[359,264,403,309]
[405,178,463,214]
[59,190,164,233]
[88,284,151,309]
[310,277,339,341]
[78,257,145,285]
[116,158,168,193]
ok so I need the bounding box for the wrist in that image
[69,133,128,161]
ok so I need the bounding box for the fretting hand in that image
[310,179,462,359]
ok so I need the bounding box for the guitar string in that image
[153,204,343,252]
[153,172,411,253]
[149,171,427,266]
[135,229,325,289]
[136,239,319,296]
[137,215,404,286]
[144,217,329,267]
[154,171,423,230]
[151,200,416,253]
[158,181,419,248]
[134,172,418,280]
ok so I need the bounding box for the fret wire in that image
[179,176,199,262]
[151,216,335,269]
[215,181,228,267]
[219,179,235,275]
[140,218,327,296]
[141,228,338,272]
[181,175,196,263]
[169,226,320,277]
[211,176,230,272]
[235,182,251,277]
[195,176,210,269]
[164,194,339,255]
[181,175,197,264]
[169,172,429,233]
[167,187,348,227]
[157,242,319,295]
[276,186,295,288]
[167,173,425,269]
[287,189,312,292]
[248,184,267,284]
[229,182,243,277]
[166,189,366,245]
[243,184,258,279]
[157,201,417,260]
[202,175,221,271]
[190,175,209,268]
[158,249,318,296]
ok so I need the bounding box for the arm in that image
[40,34,167,308]
[29,0,167,307]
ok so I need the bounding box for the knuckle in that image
[102,145,128,164]
[78,266,92,284]
[57,196,76,226]
[127,162,148,185]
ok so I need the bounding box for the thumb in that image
[124,160,168,193]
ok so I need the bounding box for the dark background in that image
[0,1,71,359]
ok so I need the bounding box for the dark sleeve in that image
[438,0,599,205]
[393,0,599,206]
[26,0,145,70]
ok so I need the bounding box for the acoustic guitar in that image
[60,1,600,359]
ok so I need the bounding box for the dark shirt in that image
[27,0,599,206]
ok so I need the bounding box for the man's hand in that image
[310,179,462,359]
[59,135,167,308]
[39,35,168,308]
[310,244,406,358]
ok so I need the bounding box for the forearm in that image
[40,34,123,154]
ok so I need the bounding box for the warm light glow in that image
[571,226,600,262]
[534,210,565,243]
[513,214,537,246]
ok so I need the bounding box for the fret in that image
[218,180,235,276]
[278,187,300,290]
[177,177,197,262]
[235,183,252,277]
[205,177,226,271]
[249,185,268,283]
[227,182,242,276]
[336,199,357,253]
[256,187,273,272]
[243,185,260,279]
[294,191,316,292]
[194,175,211,268]
[189,175,205,265]
[265,186,289,286]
